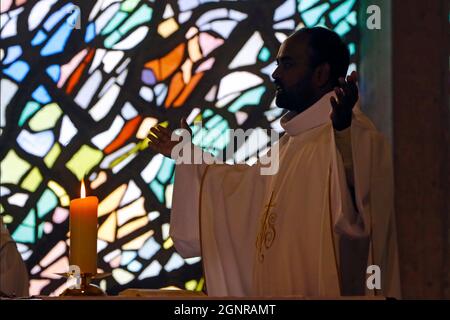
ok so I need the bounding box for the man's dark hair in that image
[291,27,350,87]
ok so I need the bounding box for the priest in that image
[147,27,400,298]
[0,218,29,297]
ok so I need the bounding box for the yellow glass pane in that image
[48,180,70,206]
[98,211,116,242]
[139,139,149,150]
[136,117,158,139]
[117,216,148,239]
[21,167,43,192]
[196,278,204,291]
[163,237,173,250]
[98,184,127,217]
[0,150,31,184]
[29,103,63,131]
[60,195,70,207]
[157,18,179,38]
[66,145,103,180]
[3,215,13,224]
[122,230,154,250]
[48,180,66,197]
[91,171,107,189]
[181,59,193,83]
[188,35,202,62]
[44,143,61,168]
[185,280,197,291]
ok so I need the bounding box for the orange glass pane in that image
[104,116,142,154]
[144,43,185,82]
[164,71,184,108]
[144,60,161,81]
[173,72,203,108]
[160,43,185,80]
[66,48,95,94]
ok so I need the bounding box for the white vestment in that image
[0,219,29,297]
[170,92,401,298]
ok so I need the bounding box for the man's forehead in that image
[276,36,309,59]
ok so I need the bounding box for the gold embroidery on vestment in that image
[256,191,277,263]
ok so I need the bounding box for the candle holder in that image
[58,272,110,296]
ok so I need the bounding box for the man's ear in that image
[313,63,331,88]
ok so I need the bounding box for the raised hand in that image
[330,71,359,131]
[147,117,192,158]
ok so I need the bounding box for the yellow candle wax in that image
[69,180,98,275]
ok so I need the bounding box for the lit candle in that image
[69,179,98,275]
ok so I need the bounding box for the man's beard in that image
[275,90,298,111]
[275,84,313,113]
[274,73,315,113]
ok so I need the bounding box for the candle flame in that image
[81,179,86,198]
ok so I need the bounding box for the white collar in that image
[280,91,334,136]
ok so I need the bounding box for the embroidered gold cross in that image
[256,191,277,263]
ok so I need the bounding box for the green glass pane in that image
[150,180,164,203]
[22,209,36,228]
[334,20,351,36]
[37,189,58,219]
[0,150,31,184]
[191,125,200,135]
[346,11,357,26]
[203,120,228,147]
[202,109,213,118]
[298,0,321,12]
[121,0,140,12]
[104,31,122,48]
[329,0,356,24]
[192,127,207,146]
[205,114,223,129]
[44,143,61,168]
[348,42,356,56]
[119,5,153,35]
[66,145,103,180]
[12,224,35,243]
[228,86,266,113]
[101,11,128,35]
[301,2,329,27]
[21,167,43,192]
[156,158,174,183]
[19,101,40,126]
[258,47,271,62]
[38,222,45,239]
[29,102,63,131]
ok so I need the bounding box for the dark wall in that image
[360,0,449,299]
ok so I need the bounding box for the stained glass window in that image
[0,0,359,296]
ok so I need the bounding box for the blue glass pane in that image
[85,22,96,43]
[46,65,60,82]
[31,30,47,46]
[43,3,75,31]
[41,23,74,56]
[31,86,51,104]
[3,45,22,65]
[3,60,30,82]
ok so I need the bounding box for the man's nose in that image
[272,66,280,81]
